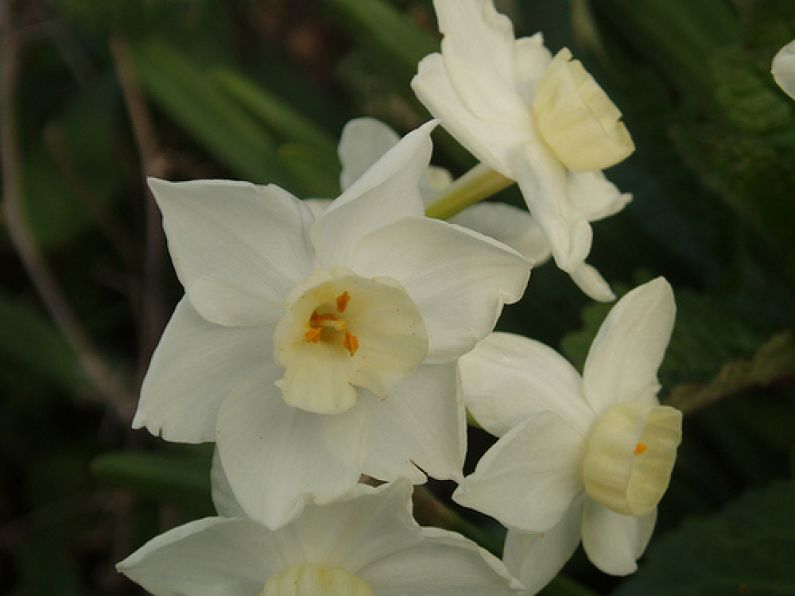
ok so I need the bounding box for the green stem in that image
[424,163,513,220]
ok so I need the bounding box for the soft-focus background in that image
[1,0,794,594]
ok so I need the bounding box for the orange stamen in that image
[336,291,351,313]
[343,332,359,356]
[634,442,648,455]
[304,327,322,342]
[310,312,337,323]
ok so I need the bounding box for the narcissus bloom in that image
[772,39,795,99]
[117,479,520,596]
[412,0,634,301]
[307,117,551,265]
[453,278,682,590]
[133,122,530,529]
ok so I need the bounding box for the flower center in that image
[260,564,373,596]
[532,47,634,172]
[581,399,682,517]
[304,291,359,356]
[274,268,428,415]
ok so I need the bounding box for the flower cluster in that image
[118,1,686,594]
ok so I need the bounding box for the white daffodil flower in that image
[133,121,531,530]
[772,39,795,99]
[411,0,634,302]
[117,479,521,596]
[306,117,551,265]
[453,278,682,590]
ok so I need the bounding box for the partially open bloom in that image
[772,39,795,99]
[133,121,530,529]
[412,0,633,301]
[306,117,551,265]
[118,478,520,596]
[453,278,682,590]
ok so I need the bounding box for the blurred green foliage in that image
[1,0,794,594]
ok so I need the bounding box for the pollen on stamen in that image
[305,327,322,343]
[336,291,351,313]
[343,332,359,356]
[634,442,648,455]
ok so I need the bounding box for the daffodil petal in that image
[133,297,273,443]
[117,517,292,595]
[454,412,584,532]
[149,178,315,327]
[449,203,551,264]
[311,122,433,268]
[338,118,401,191]
[412,53,528,177]
[361,363,465,484]
[352,216,530,363]
[513,33,553,103]
[582,277,676,413]
[210,448,246,518]
[215,373,366,530]
[503,496,585,595]
[568,171,632,222]
[772,39,795,100]
[581,500,657,576]
[569,262,616,303]
[459,332,592,437]
[360,526,519,596]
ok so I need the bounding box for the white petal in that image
[133,297,273,443]
[311,122,433,267]
[420,165,454,201]
[581,500,657,576]
[210,449,246,518]
[459,332,593,437]
[361,363,465,484]
[582,277,676,413]
[513,34,553,103]
[215,372,366,530]
[433,0,527,122]
[290,481,422,571]
[503,496,585,595]
[353,216,530,363]
[360,526,518,596]
[303,198,331,218]
[513,144,593,272]
[412,53,529,177]
[569,262,616,303]
[117,517,293,595]
[449,202,551,264]
[338,118,401,191]
[568,171,632,222]
[453,412,585,532]
[149,178,315,327]
[772,39,795,100]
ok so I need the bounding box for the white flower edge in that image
[772,39,795,100]
[117,481,521,596]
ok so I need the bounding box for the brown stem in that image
[0,3,134,415]
[108,35,170,385]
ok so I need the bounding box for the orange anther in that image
[343,332,359,356]
[310,312,337,323]
[304,327,322,342]
[634,442,648,455]
[336,291,351,313]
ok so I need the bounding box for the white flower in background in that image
[117,479,521,596]
[772,39,795,99]
[305,117,552,265]
[411,0,634,301]
[453,278,682,591]
[133,121,531,530]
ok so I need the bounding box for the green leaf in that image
[91,449,213,513]
[211,68,336,150]
[0,294,82,391]
[129,39,291,185]
[278,142,341,198]
[666,332,795,414]
[614,480,795,595]
[323,0,438,82]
